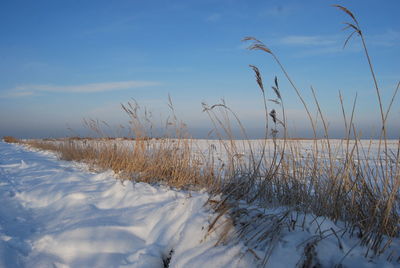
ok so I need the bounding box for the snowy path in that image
[0,142,255,268]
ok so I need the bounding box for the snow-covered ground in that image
[0,141,399,267]
[0,142,256,267]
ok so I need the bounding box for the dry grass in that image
[3,136,20,143]
[206,4,399,261]
[23,104,219,190]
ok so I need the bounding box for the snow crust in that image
[0,142,255,267]
[1,141,399,267]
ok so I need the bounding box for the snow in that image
[0,141,399,267]
[0,142,256,267]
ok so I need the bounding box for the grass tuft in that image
[3,136,20,143]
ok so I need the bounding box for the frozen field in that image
[0,140,399,267]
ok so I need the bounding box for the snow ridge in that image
[0,142,255,267]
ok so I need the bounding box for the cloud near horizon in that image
[5,80,160,97]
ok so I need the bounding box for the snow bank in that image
[1,141,399,267]
[0,142,255,267]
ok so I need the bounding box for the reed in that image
[23,104,218,190]
[205,4,399,262]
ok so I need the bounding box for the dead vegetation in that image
[3,136,20,143]
[23,105,218,190]
[205,4,399,263]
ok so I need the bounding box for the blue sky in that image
[0,0,399,138]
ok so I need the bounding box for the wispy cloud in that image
[18,80,159,93]
[7,91,35,98]
[273,34,362,57]
[2,80,160,98]
[275,30,399,57]
[369,29,400,47]
[279,35,338,46]
[205,13,221,22]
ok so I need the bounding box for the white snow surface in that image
[0,142,256,268]
[1,141,399,268]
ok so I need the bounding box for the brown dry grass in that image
[24,127,218,191]
[3,136,20,143]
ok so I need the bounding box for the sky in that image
[0,0,399,139]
